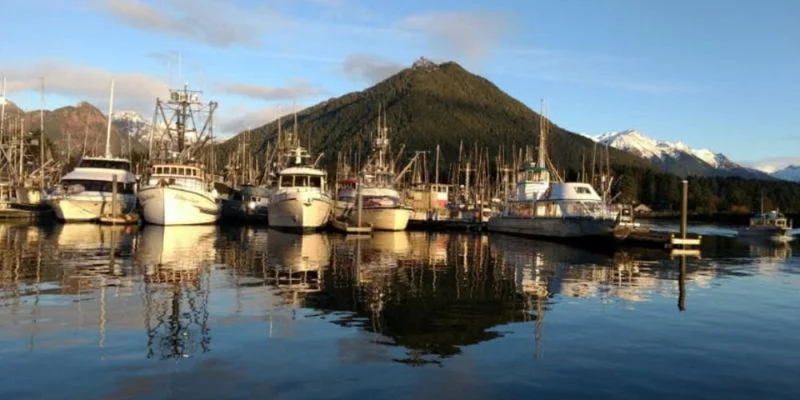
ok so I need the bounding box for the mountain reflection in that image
[1,223,797,368]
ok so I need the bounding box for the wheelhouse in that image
[278,167,327,191]
[147,163,208,192]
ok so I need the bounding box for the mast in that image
[1,76,6,146]
[105,79,115,158]
[435,144,440,185]
[40,78,45,186]
[537,98,547,168]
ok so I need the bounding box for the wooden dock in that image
[0,203,53,220]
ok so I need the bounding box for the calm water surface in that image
[0,222,797,399]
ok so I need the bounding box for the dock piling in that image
[111,174,118,223]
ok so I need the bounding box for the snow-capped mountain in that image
[112,111,153,143]
[112,110,219,143]
[585,130,771,179]
[771,165,800,182]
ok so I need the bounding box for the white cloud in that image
[4,59,168,116]
[217,79,325,101]
[96,0,285,48]
[341,54,404,84]
[741,157,800,173]
[397,11,513,60]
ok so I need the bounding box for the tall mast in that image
[105,79,115,158]
[40,78,45,186]
[537,98,547,168]
[1,76,6,144]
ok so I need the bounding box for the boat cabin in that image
[278,167,327,192]
[78,157,132,171]
[147,163,208,192]
[58,157,137,194]
[515,162,551,202]
[750,211,792,229]
[506,182,611,219]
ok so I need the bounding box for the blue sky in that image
[2,0,798,169]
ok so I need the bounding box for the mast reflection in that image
[136,225,216,360]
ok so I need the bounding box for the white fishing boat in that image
[47,81,137,222]
[267,117,332,231]
[138,85,220,225]
[487,181,619,238]
[487,101,617,239]
[334,106,412,231]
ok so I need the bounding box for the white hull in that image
[49,193,136,222]
[268,192,332,230]
[487,215,616,238]
[335,201,411,231]
[138,186,220,225]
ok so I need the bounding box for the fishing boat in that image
[738,209,793,242]
[487,101,618,239]
[334,107,412,231]
[47,81,137,222]
[267,115,332,231]
[137,85,220,225]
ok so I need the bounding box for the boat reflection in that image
[136,225,217,360]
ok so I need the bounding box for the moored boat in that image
[267,116,332,231]
[137,85,220,225]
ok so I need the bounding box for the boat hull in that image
[737,226,794,242]
[138,186,220,225]
[48,193,136,222]
[487,215,616,239]
[268,192,332,231]
[335,201,412,231]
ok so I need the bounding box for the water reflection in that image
[0,223,799,398]
[137,225,216,360]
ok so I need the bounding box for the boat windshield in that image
[61,179,135,194]
[280,174,323,188]
[79,159,132,171]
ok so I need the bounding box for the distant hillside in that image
[10,102,148,161]
[218,58,650,175]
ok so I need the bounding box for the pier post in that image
[680,179,688,240]
[678,254,687,312]
[356,178,363,228]
[111,174,118,223]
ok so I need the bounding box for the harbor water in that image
[0,222,798,399]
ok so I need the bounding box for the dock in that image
[0,203,53,220]
[407,218,486,232]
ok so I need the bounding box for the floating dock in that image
[407,218,486,232]
[331,218,373,234]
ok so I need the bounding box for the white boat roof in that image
[81,156,131,162]
[279,167,326,176]
[547,182,602,201]
[62,169,137,182]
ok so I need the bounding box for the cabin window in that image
[280,175,293,187]
[576,187,592,194]
[309,176,322,188]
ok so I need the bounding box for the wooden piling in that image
[111,174,118,223]
[681,179,688,240]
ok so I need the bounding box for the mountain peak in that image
[586,129,770,179]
